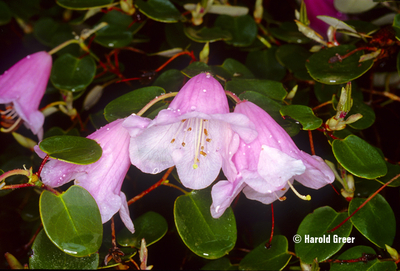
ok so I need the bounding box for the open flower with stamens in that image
[211,101,335,218]
[123,72,257,190]
[0,51,52,140]
[34,119,135,233]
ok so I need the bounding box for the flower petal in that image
[211,178,245,218]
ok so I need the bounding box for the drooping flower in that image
[123,72,257,190]
[35,119,135,233]
[304,0,348,37]
[0,51,52,140]
[211,101,335,218]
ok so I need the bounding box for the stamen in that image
[0,116,22,133]
[200,151,207,156]
[193,118,203,169]
[170,119,187,144]
[204,128,208,136]
[273,192,286,201]
[287,181,311,201]
[206,138,211,142]
[170,139,175,143]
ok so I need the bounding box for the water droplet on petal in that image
[242,152,246,155]
[215,205,220,213]
[269,135,272,138]
[26,55,31,59]
[106,128,110,131]
[228,151,232,155]
[190,106,196,111]
[205,73,211,78]
[152,168,159,174]
[267,190,272,193]
[203,89,207,92]
[278,140,281,143]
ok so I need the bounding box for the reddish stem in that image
[308,130,315,155]
[24,224,43,250]
[155,51,197,72]
[128,167,174,206]
[36,155,49,178]
[265,203,274,248]
[328,172,400,232]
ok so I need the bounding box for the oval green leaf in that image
[152,69,185,93]
[295,206,353,264]
[29,230,99,269]
[56,0,113,9]
[214,14,257,47]
[184,26,232,43]
[269,21,310,44]
[174,188,237,259]
[39,135,102,165]
[280,105,323,130]
[39,186,103,257]
[135,0,183,23]
[246,47,286,81]
[349,193,396,248]
[239,235,292,270]
[226,78,287,101]
[94,25,133,48]
[306,45,374,84]
[347,100,375,130]
[51,54,96,92]
[377,162,400,187]
[220,58,255,79]
[104,86,166,122]
[0,1,11,25]
[332,135,387,179]
[117,211,168,248]
[330,245,396,271]
[276,44,312,81]
[181,62,212,78]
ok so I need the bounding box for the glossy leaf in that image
[276,44,312,80]
[334,0,378,14]
[29,230,99,269]
[306,45,374,84]
[201,257,237,270]
[349,193,396,248]
[181,62,212,78]
[269,22,310,44]
[0,1,12,25]
[332,135,387,179]
[39,135,102,165]
[239,235,292,270]
[135,0,183,23]
[51,54,96,92]
[280,105,323,130]
[330,245,396,271]
[39,186,103,257]
[377,162,400,187]
[314,83,341,103]
[174,188,237,259]
[295,206,353,264]
[94,25,132,48]
[246,47,286,81]
[104,86,166,122]
[34,17,62,47]
[184,26,232,43]
[56,0,113,9]
[117,211,168,248]
[152,69,185,93]
[214,15,257,47]
[220,59,255,79]
[226,78,287,100]
[347,100,375,129]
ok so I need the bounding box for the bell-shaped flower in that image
[123,72,257,190]
[211,101,335,218]
[35,119,135,233]
[0,51,52,140]
[304,0,348,37]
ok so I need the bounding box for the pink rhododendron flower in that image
[211,101,335,218]
[0,51,52,140]
[123,72,257,190]
[35,119,135,233]
[304,0,348,37]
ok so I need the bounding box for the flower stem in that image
[48,39,79,55]
[225,91,242,104]
[265,203,274,248]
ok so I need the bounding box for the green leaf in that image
[330,246,397,271]
[56,0,113,9]
[275,44,312,81]
[377,162,400,187]
[269,22,310,44]
[43,127,80,139]
[34,17,62,47]
[181,62,212,78]
[184,26,232,43]
[334,0,378,14]
[314,83,341,103]
[201,257,237,270]
[153,69,185,93]
[239,235,292,270]
[349,193,396,248]
[7,0,40,20]
[226,78,287,101]
[347,100,375,130]
[295,206,353,264]
[174,188,237,259]
[39,186,103,257]
[39,135,102,165]
[94,25,133,48]
[0,1,12,25]
[220,59,255,79]
[51,54,96,92]
[214,15,257,47]
[104,86,166,122]
[246,47,286,81]
[117,211,168,248]
[280,105,323,130]
[136,0,183,23]
[332,135,387,179]
[29,230,99,269]
[306,45,374,85]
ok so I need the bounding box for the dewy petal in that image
[243,183,289,205]
[127,73,257,190]
[0,51,52,139]
[295,154,335,189]
[35,119,134,232]
[210,177,245,219]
